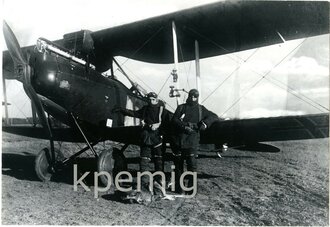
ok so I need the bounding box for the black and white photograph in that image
[1,0,329,225]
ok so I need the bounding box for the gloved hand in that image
[184,126,194,134]
[198,121,207,131]
[151,123,160,131]
[141,120,146,127]
[187,122,198,130]
[112,106,123,113]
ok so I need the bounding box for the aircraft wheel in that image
[97,148,127,187]
[35,147,64,181]
[97,148,115,186]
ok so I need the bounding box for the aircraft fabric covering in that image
[90,1,329,71]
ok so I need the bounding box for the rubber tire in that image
[35,148,53,181]
[97,148,127,187]
[35,147,64,182]
[97,149,115,187]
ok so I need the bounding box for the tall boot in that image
[186,153,197,194]
[174,155,184,193]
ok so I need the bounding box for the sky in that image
[1,0,329,119]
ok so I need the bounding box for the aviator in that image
[2,1,329,190]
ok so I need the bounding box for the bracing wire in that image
[233,44,329,112]
[115,26,164,69]
[186,26,245,63]
[219,38,327,117]
[4,79,12,90]
[157,73,172,95]
[120,64,155,92]
[108,25,177,111]
[234,39,329,113]
[186,61,192,91]
[119,64,175,111]
[201,65,241,103]
[11,101,34,125]
[193,26,328,112]
[7,84,35,125]
[266,76,329,112]
[202,48,259,103]
[264,77,327,112]
[220,76,264,118]
[178,42,192,90]
[111,26,165,96]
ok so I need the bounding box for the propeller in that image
[2,21,26,66]
[3,21,53,139]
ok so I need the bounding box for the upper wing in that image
[3,1,329,73]
[201,113,329,146]
[90,1,329,71]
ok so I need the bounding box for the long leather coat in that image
[172,102,218,149]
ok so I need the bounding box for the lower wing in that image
[2,125,142,145]
[3,114,328,146]
[201,113,329,146]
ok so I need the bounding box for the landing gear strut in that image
[34,113,100,181]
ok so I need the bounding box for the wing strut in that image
[2,75,9,125]
[170,21,182,105]
[195,40,202,103]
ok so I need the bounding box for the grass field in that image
[2,132,329,225]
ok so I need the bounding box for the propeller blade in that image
[22,67,53,139]
[2,21,53,139]
[3,20,27,66]
[3,51,23,80]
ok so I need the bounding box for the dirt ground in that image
[1,132,329,225]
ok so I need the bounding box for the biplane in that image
[2,1,329,183]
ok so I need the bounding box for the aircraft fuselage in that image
[29,39,146,129]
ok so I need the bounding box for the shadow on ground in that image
[2,153,99,185]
